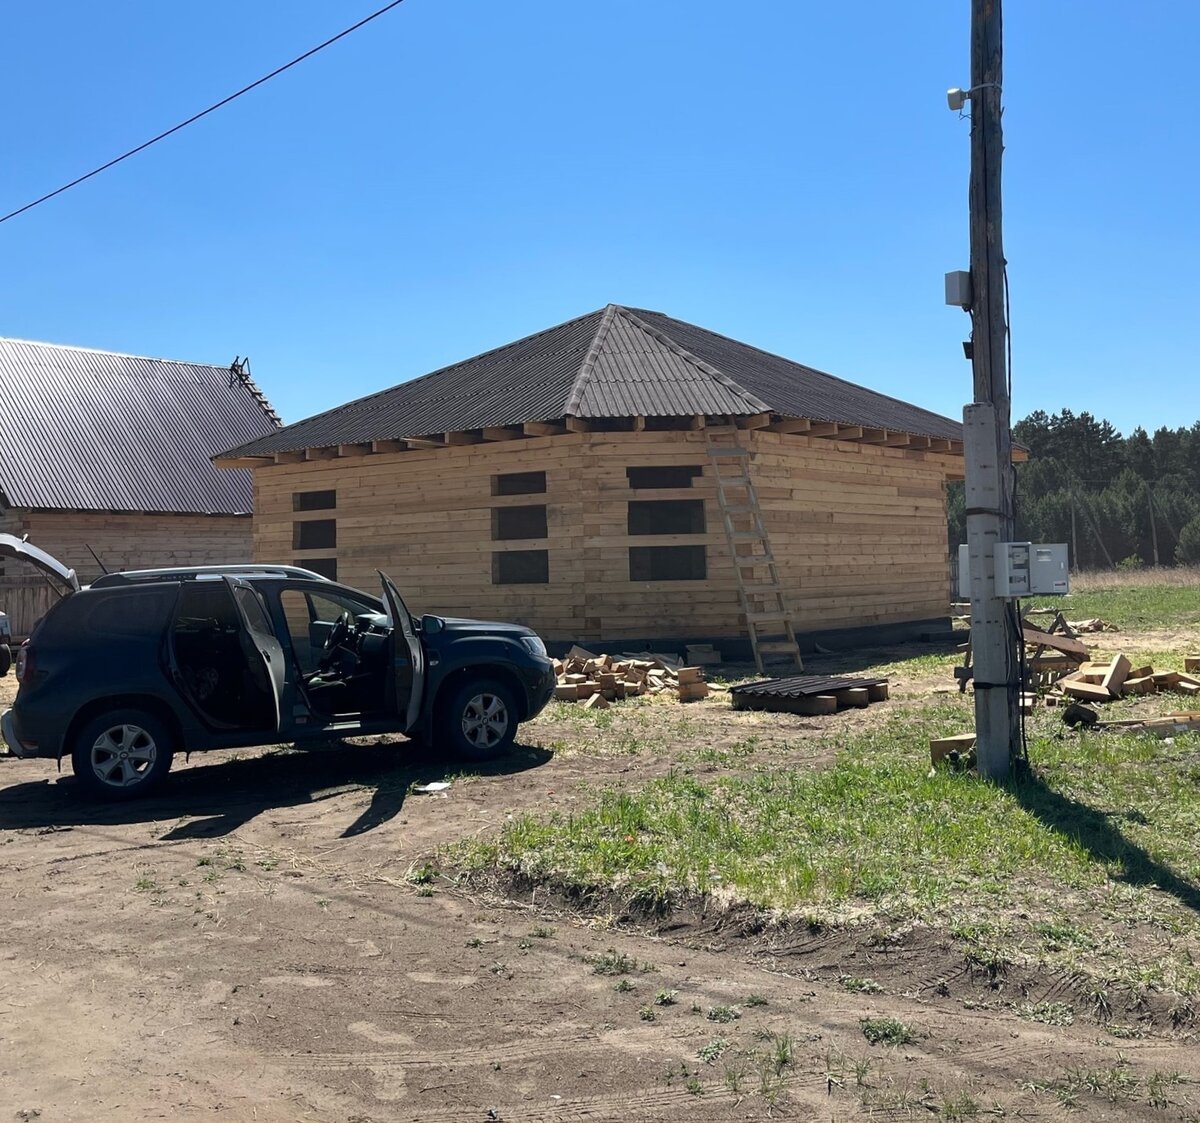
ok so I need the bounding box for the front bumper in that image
[2,708,36,758]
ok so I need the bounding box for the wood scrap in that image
[553,648,709,704]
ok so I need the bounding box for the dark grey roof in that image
[0,338,281,514]
[220,305,961,458]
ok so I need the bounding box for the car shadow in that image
[0,739,553,840]
[1010,767,1200,915]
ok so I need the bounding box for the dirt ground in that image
[1,645,1197,1122]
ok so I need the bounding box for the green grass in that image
[1027,584,1200,632]
[452,703,1200,994]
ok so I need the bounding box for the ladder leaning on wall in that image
[705,426,804,676]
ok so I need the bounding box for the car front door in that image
[379,572,425,732]
[224,577,286,731]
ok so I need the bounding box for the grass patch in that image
[860,1016,913,1046]
[452,694,1200,994]
[1027,578,1200,631]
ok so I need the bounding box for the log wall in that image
[248,430,956,643]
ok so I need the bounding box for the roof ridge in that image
[243,306,612,443]
[0,335,234,371]
[627,309,940,425]
[615,307,772,414]
[564,303,620,416]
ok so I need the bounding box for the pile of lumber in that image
[552,646,709,707]
[1053,652,1200,705]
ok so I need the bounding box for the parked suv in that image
[0,536,556,800]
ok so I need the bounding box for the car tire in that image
[70,709,175,801]
[0,645,10,677]
[439,678,518,761]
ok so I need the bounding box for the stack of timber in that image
[552,646,709,706]
[730,674,888,716]
[1053,652,1200,705]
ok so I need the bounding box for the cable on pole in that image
[0,0,408,226]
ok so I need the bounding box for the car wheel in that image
[0,645,10,677]
[70,709,174,800]
[440,679,518,761]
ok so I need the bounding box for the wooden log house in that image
[216,305,974,652]
[0,338,280,633]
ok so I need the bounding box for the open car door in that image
[379,572,426,732]
[223,577,286,731]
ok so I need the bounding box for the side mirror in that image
[420,614,444,635]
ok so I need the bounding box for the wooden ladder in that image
[705,426,804,675]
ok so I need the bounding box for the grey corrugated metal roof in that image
[0,338,281,514]
[220,304,961,458]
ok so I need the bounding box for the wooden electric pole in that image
[961,0,1020,779]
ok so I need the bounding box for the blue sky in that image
[2,1,1195,435]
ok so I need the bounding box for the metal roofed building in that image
[217,305,973,651]
[0,337,280,633]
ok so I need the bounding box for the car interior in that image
[171,580,277,729]
[279,588,392,718]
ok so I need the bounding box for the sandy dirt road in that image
[1,662,1197,1122]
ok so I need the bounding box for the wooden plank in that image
[930,732,975,765]
[866,682,889,703]
[1021,623,1090,661]
[1186,656,1200,674]
[1121,676,1157,696]
[1061,680,1113,702]
[1100,653,1132,697]
[834,687,870,708]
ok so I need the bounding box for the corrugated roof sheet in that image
[0,339,281,514]
[221,304,961,457]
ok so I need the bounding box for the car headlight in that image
[520,635,548,658]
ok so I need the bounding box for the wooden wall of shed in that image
[0,508,254,636]
[249,430,954,643]
[748,430,952,631]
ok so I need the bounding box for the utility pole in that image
[961,0,1020,780]
[1147,482,1160,567]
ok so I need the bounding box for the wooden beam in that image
[273,450,306,464]
[404,435,445,449]
[928,438,953,452]
[564,417,591,433]
[631,415,646,432]
[858,428,889,444]
[215,456,272,468]
[950,440,965,455]
[806,422,840,437]
[881,432,915,447]
[337,443,371,457]
[304,446,338,461]
[523,421,566,437]
[444,430,481,446]
[735,412,772,430]
[905,435,932,449]
[1011,447,1029,462]
[481,426,524,441]
[685,415,706,430]
[768,417,812,434]
[834,425,864,440]
[370,439,407,454]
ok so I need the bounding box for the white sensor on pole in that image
[947,87,968,112]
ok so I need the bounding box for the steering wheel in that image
[317,611,355,672]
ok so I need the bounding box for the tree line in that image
[947,410,1200,568]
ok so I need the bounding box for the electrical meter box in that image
[957,542,1069,599]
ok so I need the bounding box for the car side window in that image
[279,588,376,675]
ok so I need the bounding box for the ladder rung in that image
[734,552,774,566]
[741,587,785,597]
[723,503,757,514]
[746,611,791,624]
[756,641,803,655]
[706,447,750,458]
[730,530,767,541]
[716,476,751,487]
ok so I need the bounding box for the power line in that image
[0,0,408,226]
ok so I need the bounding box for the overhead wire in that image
[0,0,408,226]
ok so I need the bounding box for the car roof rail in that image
[91,564,334,587]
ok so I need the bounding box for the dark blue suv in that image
[0,537,555,800]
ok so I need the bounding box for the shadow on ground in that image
[0,739,552,840]
[1012,768,1200,914]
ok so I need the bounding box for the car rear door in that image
[224,577,286,730]
[379,572,425,732]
